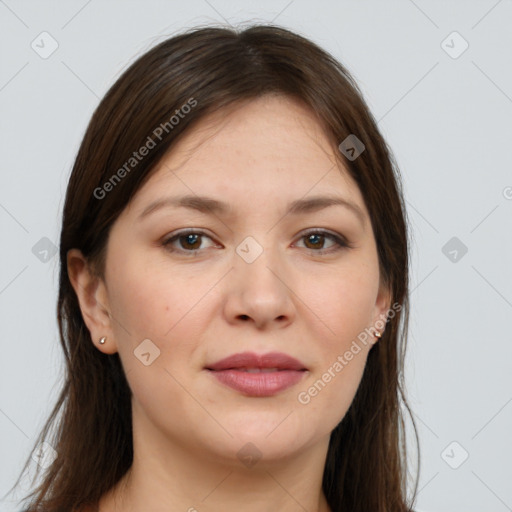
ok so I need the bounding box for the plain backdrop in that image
[1,1,511,511]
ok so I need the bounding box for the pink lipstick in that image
[205,351,308,397]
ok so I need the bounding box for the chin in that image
[227,415,315,456]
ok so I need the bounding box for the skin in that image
[68,94,391,512]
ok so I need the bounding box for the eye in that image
[162,229,217,255]
[294,229,350,254]
[162,228,351,256]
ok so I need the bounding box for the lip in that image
[205,351,308,397]
[206,351,307,372]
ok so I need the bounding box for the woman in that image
[13,23,418,512]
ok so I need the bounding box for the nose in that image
[222,244,296,330]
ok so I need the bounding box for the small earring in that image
[99,336,107,345]
[374,331,382,339]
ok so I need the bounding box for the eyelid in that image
[162,228,217,251]
[294,228,351,253]
[161,227,351,255]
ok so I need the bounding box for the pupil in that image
[180,234,326,251]
[184,234,199,248]
[308,234,322,247]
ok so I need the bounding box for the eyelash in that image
[161,228,351,256]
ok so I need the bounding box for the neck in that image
[98,411,332,512]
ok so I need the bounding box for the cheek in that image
[293,261,377,426]
[106,251,219,364]
[305,262,379,347]
[107,268,170,344]
[297,310,372,434]
[106,248,176,334]
[105,256,212,426]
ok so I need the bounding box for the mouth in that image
[230,367,283,373]
[205,351,308,397]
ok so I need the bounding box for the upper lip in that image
[206,351,307,371]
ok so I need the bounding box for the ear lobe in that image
[66,248,118,354]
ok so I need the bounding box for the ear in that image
[370,280,393,343]
[66,248,118,354]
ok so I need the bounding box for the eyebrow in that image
[137,194,366,226]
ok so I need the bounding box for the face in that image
[71,94,390,467]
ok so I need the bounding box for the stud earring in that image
[374,331,382,339]
[99,336,107,345]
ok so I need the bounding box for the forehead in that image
[126,95,367,219]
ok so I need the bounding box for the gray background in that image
[1,1,511,511]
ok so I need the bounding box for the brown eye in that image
[176,233,202,250]
[296,230,349,254]
[162,228,350,256]
[162,230,216,254]
[303,233,327,250]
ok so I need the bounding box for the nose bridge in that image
[235,234,284,292]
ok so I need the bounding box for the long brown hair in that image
[10,23,419,512]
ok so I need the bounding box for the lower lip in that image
[208,369,306,397]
